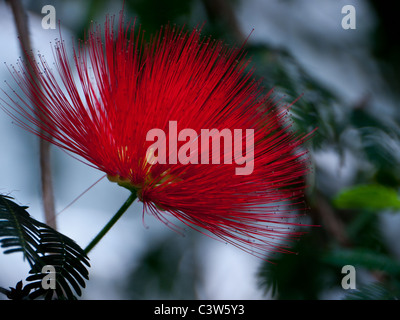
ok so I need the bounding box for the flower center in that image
[107,174,139,193]
[107,147,183,203]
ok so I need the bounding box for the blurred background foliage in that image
[3,0,400,300]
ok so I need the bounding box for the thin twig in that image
[7,0,57,229]
[313,192,351,247]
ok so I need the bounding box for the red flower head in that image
[2,11,312,259]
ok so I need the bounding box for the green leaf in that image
[257,232,337,300]
[0,195,43,267]
[0,195,90,300]
[343,282,398,300]
[126,0,194,34]
[333,184,400,210]
[322,248,400,276]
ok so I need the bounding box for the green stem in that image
[84,191,137,255]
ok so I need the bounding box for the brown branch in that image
[313,192,351,247]
[7,0,57,229]
[201,0,245,42]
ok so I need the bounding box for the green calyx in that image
[107,174,139,193]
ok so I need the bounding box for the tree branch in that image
[201,0,245,42]
[7,0,57,229]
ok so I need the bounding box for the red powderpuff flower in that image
[2,12,312,259]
